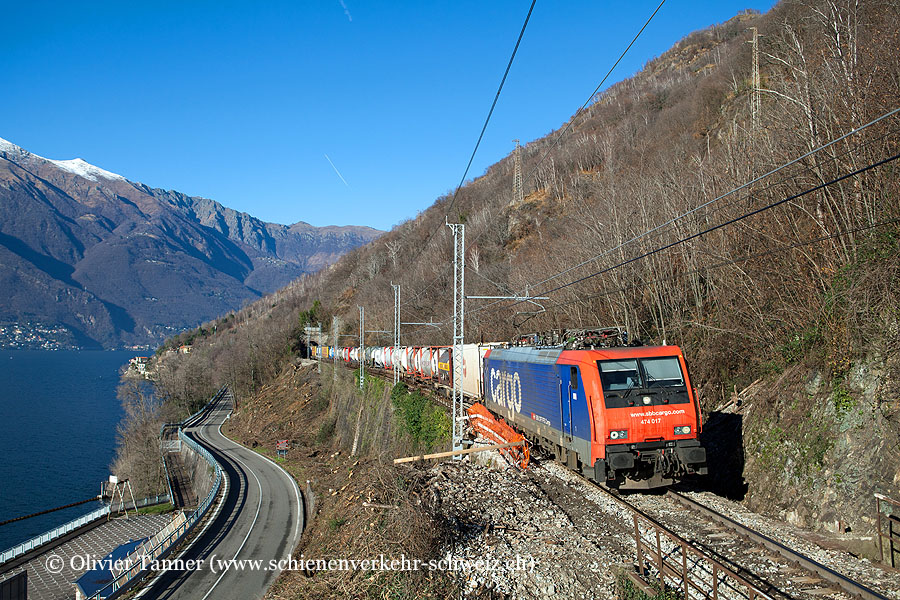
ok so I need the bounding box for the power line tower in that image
[332,315,339,383]
[357,306,365,390]
[391,282,400,385]
[447,220,465,456]
[512,139,524,205]
[749,27,761,132]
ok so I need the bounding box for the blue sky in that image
[2,1,776,231]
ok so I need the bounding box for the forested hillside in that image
[133,0,899,535]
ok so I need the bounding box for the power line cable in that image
[445,0,537,218]
[405,0,665,306]
[520,106,900,293]
[470,149,900,316]
[534,216,900,315]
[408,117,896,321]
[523,0,666,188]
[402,133,900,336]
[414,0,537,263]
[466,111,900,320]
[404,40,899,327]
[465,126,899,318]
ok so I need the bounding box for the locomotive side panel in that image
[483,347,565,445]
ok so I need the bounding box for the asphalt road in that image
[139,391,303,600]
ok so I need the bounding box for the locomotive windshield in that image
[641,357,685,388]
[597,356,688,408]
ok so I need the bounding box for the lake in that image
[0,350,136,551]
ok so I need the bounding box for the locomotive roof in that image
[568,345,684,359]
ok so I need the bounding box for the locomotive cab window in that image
[641,357,685,388]
[598,359,639,391]
[597,356,689,408]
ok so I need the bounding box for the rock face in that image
[710,360,900,544]
[0,137,382,348]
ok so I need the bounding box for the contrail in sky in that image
[338,0,352,22]
[324,154,350,187]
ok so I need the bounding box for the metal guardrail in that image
[85,389,226,600]
[876,493,900,570]
[631,511,775,600]
[0,495,170,566]
[180,386,228,428]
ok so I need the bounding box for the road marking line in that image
[198,412,263,600]
[233,434,304,550]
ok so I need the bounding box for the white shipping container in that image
[461,344,482,398]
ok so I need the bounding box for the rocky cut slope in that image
[0,138,382,348]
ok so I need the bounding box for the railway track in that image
[664,491,890,600]
[535,460,897,600]
[345,363,471,411]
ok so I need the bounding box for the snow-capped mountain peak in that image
[49,157,126,182]
[0,136,126,182]
[0,136,29,157]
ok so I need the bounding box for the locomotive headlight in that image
[642,396,652,405]
[674,426,691,435]
[609,429,628,440]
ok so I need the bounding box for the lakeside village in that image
[125,345,192,379]
[0,322,79,350]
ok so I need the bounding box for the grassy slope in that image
[222,363,456,600]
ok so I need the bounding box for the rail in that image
[668,491,890,600]
[631,510,775,600]
[84,389,226,600]
[0,495,170,567]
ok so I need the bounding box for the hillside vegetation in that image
[121,0,899,537]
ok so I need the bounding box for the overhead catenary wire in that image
[518,106,900,294]
[405,0,667,308]
[471,149,900,317]
[463,111,900,318]
[415,0,537,257]
[400,30,899,332]
[402,137,900,339]
[523,0,666,188]
[532,216,900,316]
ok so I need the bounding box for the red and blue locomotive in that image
[482,331,707,488]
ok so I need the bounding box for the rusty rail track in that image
[666,491,890,600]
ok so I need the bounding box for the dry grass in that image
[224,364,458,600]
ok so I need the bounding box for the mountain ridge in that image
[0,137,382,349]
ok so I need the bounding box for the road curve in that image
[140,391,303,600]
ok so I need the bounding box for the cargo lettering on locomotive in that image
[488,368,523,413]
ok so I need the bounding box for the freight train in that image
[312,328,707,489]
